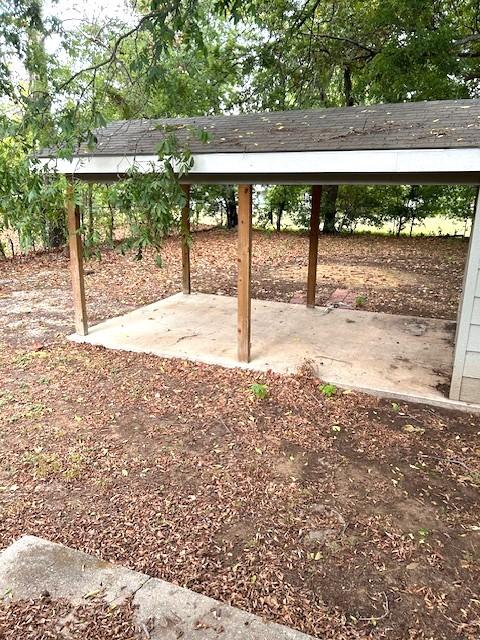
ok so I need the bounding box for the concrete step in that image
[0,536,315,639]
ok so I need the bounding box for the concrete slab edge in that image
[0,536,315,640]
[334,381,480,415]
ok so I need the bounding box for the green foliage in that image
[0,0,46,99]
[0,0,243,258]
[262,185,309,231]
[0,134,66,252]
[249,383,269,400]
[1,0,480,258]
[24,448,61,478]
[240,0,478,112]
[335,185,476,235]
[319,383,337,398]
[355,295,367,308]
[107,133,193,260]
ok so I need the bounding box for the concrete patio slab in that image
[0,536,314,639]
[70,292,478,412]
[133,575,309,639]
[0,535,148,605]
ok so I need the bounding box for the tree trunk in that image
[276,203,285,232]
[343,66,354,107]
[322,185,338,234]
[108,204,115,244]
[225,186,238,229]
[409,216,416,237]
[319,68,353,237]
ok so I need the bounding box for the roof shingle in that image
[42,99,480,157]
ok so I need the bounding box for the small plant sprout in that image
[355,294,367,308]
[249,383,268,400]
[391,402,400,412]
[418,528,429,544]
[319,383,337,398]
[331,425,341,433]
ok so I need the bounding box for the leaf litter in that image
[0,230,478,639]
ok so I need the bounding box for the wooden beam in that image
[307,185,322,308]
[237,184,252,362]
[181,184,191,294]
[66,180,88,335]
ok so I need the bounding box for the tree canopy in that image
[1,0,479,258]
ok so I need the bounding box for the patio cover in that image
[38,99,480,407]
[40,99,480,185]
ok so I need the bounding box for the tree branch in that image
[292,0,323,32]
[454,33,480,46]
[54,12,160,93]
[298,31,378,55]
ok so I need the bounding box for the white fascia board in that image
[38,155,163,174]
[38,148,480,176]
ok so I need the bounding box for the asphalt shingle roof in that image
[43,99,480,157]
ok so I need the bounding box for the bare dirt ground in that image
[0,229,468,347]
[0,231,479,639]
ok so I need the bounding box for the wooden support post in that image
[237,184,252,362]
[66,179,88,335]
[181,184,191,294]
[307,185,322,308]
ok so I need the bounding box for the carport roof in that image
[41,99,480,157]
[39,99,480,185]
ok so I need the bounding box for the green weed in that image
[418,528,429,544]
[249,383,269,400]
[24,449,61,479]
[319,383,337,398]
[8,402,48,423]
[23,447,87,480]
[13,350,48,368]
[64,450,87,480]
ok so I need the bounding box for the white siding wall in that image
[451,191,480,404]
[460,271,480,402]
